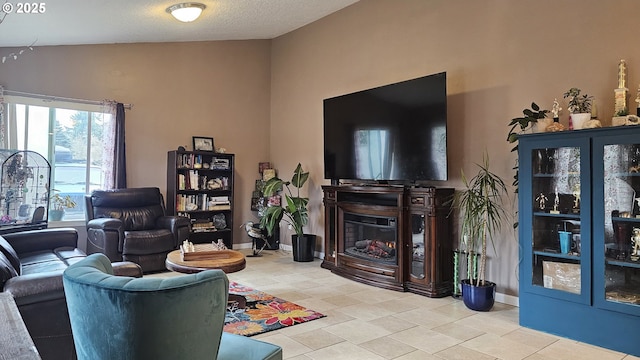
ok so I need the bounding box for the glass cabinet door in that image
[519,136,590,303]
[409,213,426,279]
[594,137,640,315]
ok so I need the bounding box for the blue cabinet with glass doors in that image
[518,126,640,357]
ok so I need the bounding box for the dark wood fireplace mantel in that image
[322,185,454,298]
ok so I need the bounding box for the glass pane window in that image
[530,146,582,295]
[602,143,640,307]
[4,97,114,221]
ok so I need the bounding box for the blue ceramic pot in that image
[461,279,496,311]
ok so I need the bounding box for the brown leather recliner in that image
[0,227,142,360]
[85,187,190,273]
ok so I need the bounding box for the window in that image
[3,96,114,221]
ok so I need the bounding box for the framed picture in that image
[192,136,214,152]
[258,162,271,174]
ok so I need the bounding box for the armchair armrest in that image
[156,215,191,246]
[86,218,125,261]
[112,261,143,278]
[87,217,124,231]
[3,228,78,255]
[3,270,65,307]
[4,262,142,307]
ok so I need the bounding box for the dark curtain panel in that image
[114,103,127,188]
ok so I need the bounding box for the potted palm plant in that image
[49,190,77,221]
[260,163,315,262]
[452,153,508,311]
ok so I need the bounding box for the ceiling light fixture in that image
[166,2,206,23]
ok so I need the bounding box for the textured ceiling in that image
[0,0,359,47]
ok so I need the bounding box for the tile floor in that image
[159,249,640,360]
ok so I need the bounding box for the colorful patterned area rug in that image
[224,281,326,336]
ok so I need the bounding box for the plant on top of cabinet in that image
[563,87,594,114]
[564,87,594,130]
[451,152,509,311]
[507,102,549,228]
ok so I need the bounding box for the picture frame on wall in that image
[192,136,214,152]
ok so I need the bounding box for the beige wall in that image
[270,0,640,295]
[1,0,639,296]
[0,41,272,247]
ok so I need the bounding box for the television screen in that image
[323,72,447,182]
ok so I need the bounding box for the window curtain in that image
[102,101,127,189]
[0,85,5,148]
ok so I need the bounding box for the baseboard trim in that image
[496,292,519,307]
[234,243,520,307]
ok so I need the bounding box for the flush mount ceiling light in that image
[166,2,206,22]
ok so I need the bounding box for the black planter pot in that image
[461,279,496,311]
[292,234,315,262]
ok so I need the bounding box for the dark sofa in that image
[0,227,142,360]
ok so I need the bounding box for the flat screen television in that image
[323,72,447,183]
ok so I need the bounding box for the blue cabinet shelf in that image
[518,126,640,357]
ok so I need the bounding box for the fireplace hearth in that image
[344,240,396,264]
[322,185,454,297]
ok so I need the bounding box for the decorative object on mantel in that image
[636,85,640,116]
[614,59,629,114]
[583,119,602,129]
[546,98,566,132]
[563,87,594,130]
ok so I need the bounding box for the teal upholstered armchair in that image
[63,253,282,360]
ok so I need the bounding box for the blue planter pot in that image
[461,279,496,311]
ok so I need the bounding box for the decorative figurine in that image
[552,98,561,119]
[547,99,566,132]
[636,85,640,116]
[614,59,629,116]
[536,192,548,210]
[619,59,627,89]
[572,188,580,214]
[550,187,560,214]
[182,240,195,253]
[212,239,228,251]
[631,227,640,261]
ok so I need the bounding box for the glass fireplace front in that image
[343,212,397,264]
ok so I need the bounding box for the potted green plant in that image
[451,153,508,311]
[563,87,594,129]
[49,190,77,221]
[506,102,549,229]
[260,163,315,262]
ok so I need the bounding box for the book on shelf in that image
[175,194,231,212]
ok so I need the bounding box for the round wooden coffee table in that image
[165,249,246,274]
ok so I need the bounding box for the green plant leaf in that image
[291,163,309,189]
[259,206,284,237]
[263,177,285,197]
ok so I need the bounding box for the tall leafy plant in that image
[260,163,310,238]
[452,153,508,287]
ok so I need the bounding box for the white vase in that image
[571,113,591,130]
